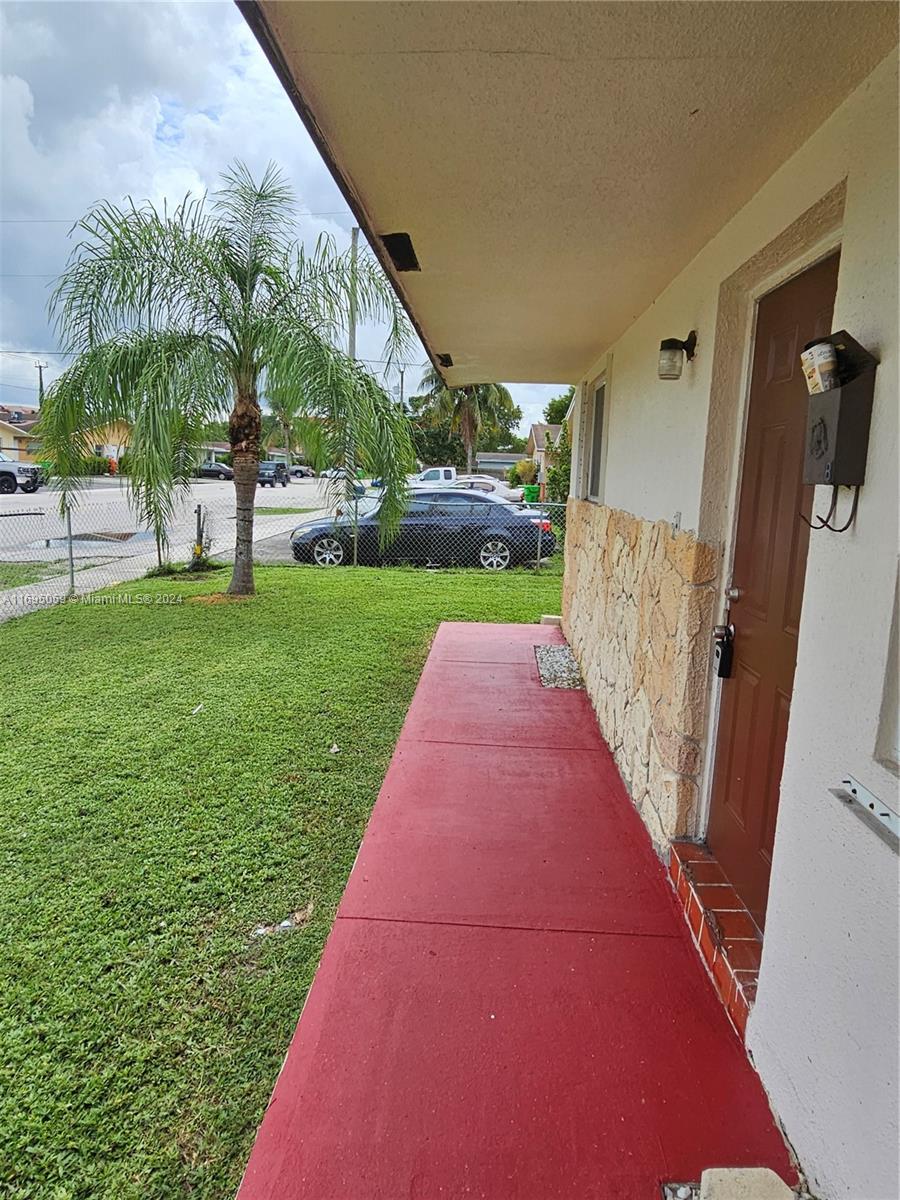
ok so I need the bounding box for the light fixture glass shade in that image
[658,346,684,379]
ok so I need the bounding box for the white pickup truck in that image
[409,465,457,485]
[0,451,40,495]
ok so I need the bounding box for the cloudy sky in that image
[0,0,561,433]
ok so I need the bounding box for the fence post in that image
[64,500,75,595]
[352,496,359,567]
[535,501,544,571]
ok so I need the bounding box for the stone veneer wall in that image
[562,500,720,848]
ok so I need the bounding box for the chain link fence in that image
[1,478,566,621]
[288,494,567,574]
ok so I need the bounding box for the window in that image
[406,499,437,516]
[588,383,606,500]
[420,469,440,481]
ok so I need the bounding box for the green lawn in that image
[0,565,561,1199]
[253,506,317,516]
[0,561,65,589]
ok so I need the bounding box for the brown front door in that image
[707,252,840,931]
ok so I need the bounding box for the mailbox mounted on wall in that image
[803,330,878,486]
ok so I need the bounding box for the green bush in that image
[546,422,571,503]
[512,459,536,485]
[83,455,110,476]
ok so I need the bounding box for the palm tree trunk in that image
[462,401,476,474]
[227,386,260,596]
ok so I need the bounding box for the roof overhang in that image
[240,1,897,386]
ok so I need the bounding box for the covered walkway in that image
[238,622,795,1199]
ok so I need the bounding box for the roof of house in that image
[475,451,527,465]
[527,424,561,453]
[241,3,894,385]
[0,404,39,426]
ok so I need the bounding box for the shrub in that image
[546,422,571,503]
[82,455,110,476]
[515,459,537,485]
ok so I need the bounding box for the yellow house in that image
[242,4,899,1196]
[83,420,131,462]
[0,418,38,463]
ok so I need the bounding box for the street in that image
[0,475,331,622]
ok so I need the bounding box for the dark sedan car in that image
[291,490,555,570]
[258,460,289,487]
[197,460,233,480]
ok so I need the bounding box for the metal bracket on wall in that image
[829,774,899,849]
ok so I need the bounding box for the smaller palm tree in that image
[418,368,516,474]
[39,162,414,595]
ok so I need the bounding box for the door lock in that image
[713,623,735,678]
[724,585,743,602]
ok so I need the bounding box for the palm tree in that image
[418,368,516,473]
[39,162,414,594]
[262,395,304,465]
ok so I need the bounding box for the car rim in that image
[479,540,511,570]
[313,537,344,566]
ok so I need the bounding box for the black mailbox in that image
[804,330,878,486]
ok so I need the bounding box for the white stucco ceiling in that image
[247,1,897,385]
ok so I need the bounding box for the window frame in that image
[587,380,607,502]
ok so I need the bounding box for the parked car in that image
[197,460,234,480]
[409,465,457,485]
[258,460,289,487]
[291,489,554,569]
[0,451,40,494]
[290,464,315,478]
[449,475,524,502]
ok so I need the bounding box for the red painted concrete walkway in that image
[238,623,795,1199]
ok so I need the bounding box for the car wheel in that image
[479,538,512,571]
[19,481,38,494]
[0,476,16,495]
[219,471,227,480]
[312,536,345,567]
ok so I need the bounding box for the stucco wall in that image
[566,51,899,1199]
[563,501,718,846]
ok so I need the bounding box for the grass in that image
[0,561,66,589]
[0,565,562,1199]
[253,506,317,516]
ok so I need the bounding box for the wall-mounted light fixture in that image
[658,331,697,380]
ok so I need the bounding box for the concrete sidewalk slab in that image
[339,741,677,935]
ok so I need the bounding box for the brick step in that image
[669,840,763,1039]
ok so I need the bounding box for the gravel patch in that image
[534,643,584,689]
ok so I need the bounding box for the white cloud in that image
[0,1,562,432]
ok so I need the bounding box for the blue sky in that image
[0,1,563,432]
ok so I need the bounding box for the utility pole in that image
[398,366,405,409]
[35,361,48,407]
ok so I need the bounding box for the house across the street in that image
[473,450,526,479]
[525,421,561,485]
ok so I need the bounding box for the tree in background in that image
[543,385,575,427]
[406,394,468,470]
[39,161,414,593]
[476,400,525,453]
[417,368,517,473]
